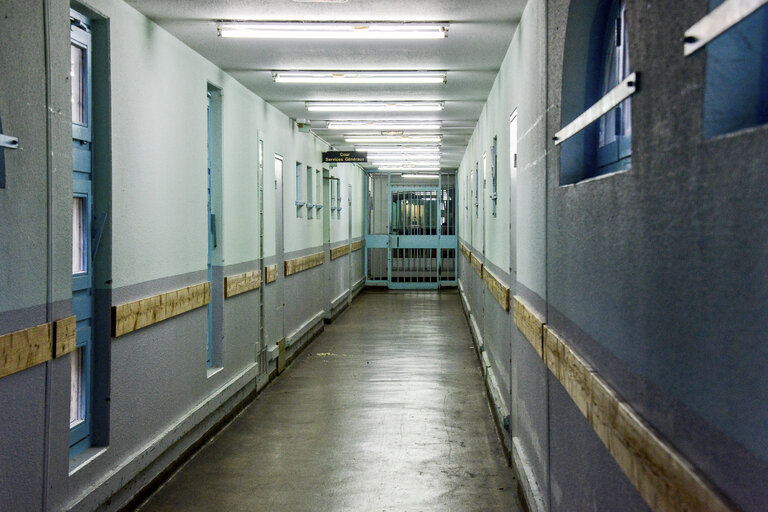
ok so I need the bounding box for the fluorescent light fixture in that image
[402,173,440,179]
[273,71,447,84]
[306,101,444,112]
[345,135,442,143]
[378,167,441,172]
[368,154,440,161]
[219,22,448,39]
[355,146,441,153]
[373,161,440,167]
[327,121,441,131]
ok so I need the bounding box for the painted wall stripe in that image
[53,316,77,358]
[512,296,736,512]
[264,264,278,284]
[284,251,325,276]
[111,282,211,338]
[0,322,52,378]
[330,244,351,260]
[224,270,261,299]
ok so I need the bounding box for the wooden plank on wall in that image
[542,327,733,512]
[330,244,351,260]
[470,252,483,276]
[512,296,544,357]
[350,239,364,252]
[265,264,278,284]
[224,270,261,299]
[0,322,52,379]
[482,268,511,312]
[460,242,471,261]
[112,282,210,338]
[284,251,325,277]
[53,316,77,358]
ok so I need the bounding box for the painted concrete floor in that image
[138,290,521,512]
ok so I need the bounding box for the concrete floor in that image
[138,290,521,512]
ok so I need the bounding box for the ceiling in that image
[125,0,526,171]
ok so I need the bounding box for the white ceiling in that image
[125,0,526,170]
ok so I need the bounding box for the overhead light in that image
[373,161,440,167]
[379,167,441,172]
[306,101,444,112]
[368,154,440,161]
[355,146,441,153]
[345,135,442,143]
[402,174,440,179]
[273,71,447,84]
[327,121,441,131]
[218,22,447,39]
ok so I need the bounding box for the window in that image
[336,179,342,218]
[70,8,94,458]
[295,162,304,215]
[559,0,633,184]
[596,0,631,174]
[316,168,322,214]
[330,177,336,213]
[703,1,768,137]
[490,137,498,217]
[474,162,479,216]
[307,166,314,218]
[206,84,223,369]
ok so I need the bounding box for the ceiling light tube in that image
[367,154,440,161]
[372,162,440,167]
[379,167,442,172]
[306,101,444,112]
[402,173,440,179]
[219,22,448,40]
[355,146,441,153]
[274,71,447,84]
[327,121,441,131]
[345,135,442,143]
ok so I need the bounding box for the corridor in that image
[138,291,520,512]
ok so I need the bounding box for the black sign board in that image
[322,151,368,163]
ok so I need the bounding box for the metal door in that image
[365,173,457,289]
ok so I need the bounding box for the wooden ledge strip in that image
[482,268,510,312]
[330,244,351,260]
[53,316,77,358]
[0,322,52,379]
[284,251,325,277]
[460,242,471,261]
[111,282,210,338]
[543,327,734,512]
[225,270,261,299]
[350,239,364,252]
[513,296,544,357]
[470,253,483,276]
[265,264,278,284]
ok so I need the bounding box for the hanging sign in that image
[322,151,367,163]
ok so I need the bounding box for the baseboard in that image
[513,437,547,512]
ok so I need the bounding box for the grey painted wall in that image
[0,0,365,511]
[459,0,768,511]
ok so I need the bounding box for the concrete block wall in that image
[458,0,768,511]
[0,0,365,510]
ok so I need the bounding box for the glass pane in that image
[70,348,84,428]
[71,43,86,125]
[72,197,86,274]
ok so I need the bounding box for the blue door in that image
[70,9,93,457]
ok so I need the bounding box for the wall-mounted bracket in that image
[553,72,638,145]
[684,0,768,56]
